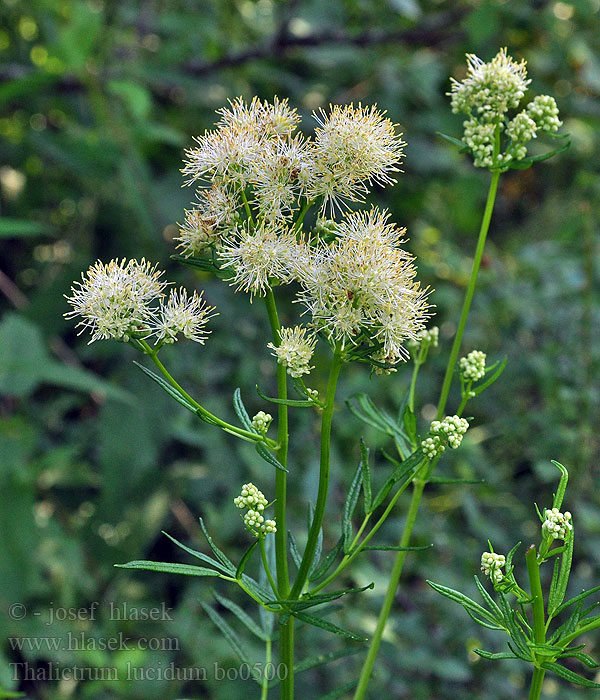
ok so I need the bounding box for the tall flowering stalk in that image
[65,50,571,700]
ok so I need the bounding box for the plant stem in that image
[260,538,279,596]
[529,668,546,700]
[353,478,426,699]
[353,166,502,700]
[436,167,501,420]
[261,637,272,700]
[289,349,344,599]
[139,340,271,445]
[263,289,294,700]
[526,545,546,700]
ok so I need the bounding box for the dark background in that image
[1,0,599,698]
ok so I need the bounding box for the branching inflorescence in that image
[64,47,573,700]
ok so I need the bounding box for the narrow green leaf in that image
[292,611,367,642]
[558,650,600,668]
[474,575,503,621]
[473,649,519,660]
[236,540,259,579]
[554,585,600,617]
[255,442,288,472]
[259,535,275,636]
[288,531,303,569]
[309,502,323,576]
[309,536,343,582]
[201,602,253,667]
[213,591,269,642]
[240,574,272,605]
[161,530,231,575]
[346,394,396,436]
[233,388,256,431]
[548,531,574,617]
[473,356,507,396]
[256,384,314,407]
[134,362,198,414]
[273,583,374,611]
[465,608,506,631]
[199,517,236,573]
[361,544,432,551]
[115,561,220,577]
[171,254,231,279]
[359,439,372,514]
[343,462,363,552]
[371,449,424,511]
[436,130,470,151]
[0,218,54,238]
[427,581,502,626]
[542,661,600,688]
[402,405,417,442]
[497,593,530,655]
[294,647,363,674]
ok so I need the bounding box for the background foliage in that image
[1,0,599,698]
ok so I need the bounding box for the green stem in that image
[261,637,272,700]
[310,463,422,595]
[293,199,313,233]
[354,164,502,700]
[289,349,344,599]
[436,167,501,420]
[408,358,421,414]
[260,538,279,597]
[263,289,294,700]
[353,478,426,700]
[529,668,546,700]
[526,544,547,700]
[139,340,272,445]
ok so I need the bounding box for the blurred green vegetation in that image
[1,0,599,698]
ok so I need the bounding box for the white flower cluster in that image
[268,326,317,378]
[481,551,505,583]
[421,415,469,460]
[294,209,430,367]
[65,259,215,345]
[527,95,562,133]
[542,508,573,541]
[234,483,276,537]
[449,48,561,168]
[459,350,486,382]
[251,411,272,434]
[408,325,439,349]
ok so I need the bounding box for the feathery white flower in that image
[176,182,239,256]
[65,259,167,343]
[307,104,405,211]
[151,288,216,345]
[268,326,317,378]
[219,222,302,297]
[294,208,429,363]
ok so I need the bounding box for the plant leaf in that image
[361,544,432,551]
[201,602,253,667]
[473,356,507,396]
[309,536,344,582]
[115,560,221,577]
[428,476,484,484]
[316,680,359,700]
[554,585,600,617]
[359,439,372,515]
[371,449,424,511]
[473,649,519,660]
[256,384,314,407]
[161,530,232,575]
[343,461,363,552]
[233,388,256,431]
[292,611,367,642]
[134,362,198,415]
[542,661,600,688]
[255,442,288,472]
[236,540,259,579]
[427,581,502,626]
[436,130,470,151]
[213,591,269,642]
[288,531,303,570]
[199,517,236,573]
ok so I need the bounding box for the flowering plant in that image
[66,49,577,699]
